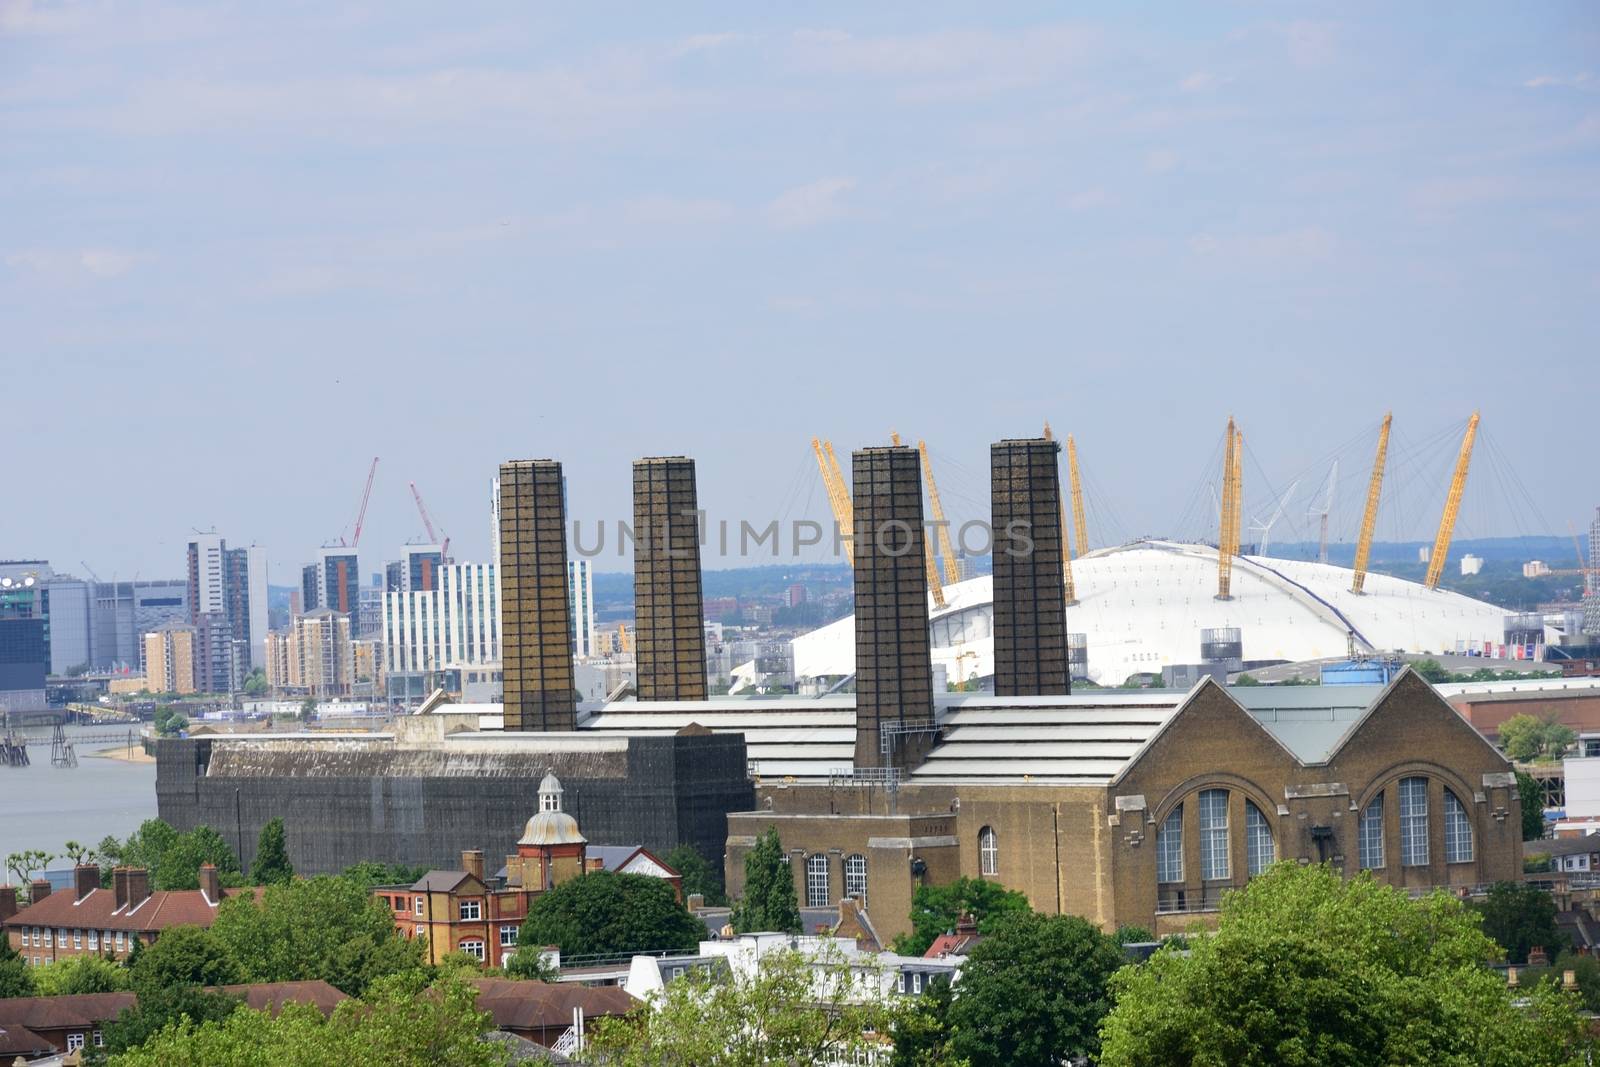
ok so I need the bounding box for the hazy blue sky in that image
[5,2,1596,580]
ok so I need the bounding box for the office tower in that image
[498,460,576,731]
[187,534,267,674]
[144,622,197,694]
[991,438,1070,696]
[632,457,707,700]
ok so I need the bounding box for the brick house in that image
[2,864,246,967]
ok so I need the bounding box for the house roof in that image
[1524,836,1600,858]
[409,871,483,894]
[214,981,349,1017]
[0,1020,54,1058]
[469,980,634,1031]
[924,929,983,958]
[0,884,255,934]
[0,991,137,1030]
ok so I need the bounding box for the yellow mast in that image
[1351,413,1392,594]
[1423,412,1480,590]
[1231,426,1243,557]
[883,433,944,606]
[918,441,961,585]
[1217,417,1238,599]
[1042,421,1078,604]
[1067,435,1089,557]
[812,438,854,566]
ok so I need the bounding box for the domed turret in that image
[519,769,586,846]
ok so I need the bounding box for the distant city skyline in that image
[6,3,1596,579]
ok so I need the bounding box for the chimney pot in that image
[686,893,704,912]
[125,868,151,909]
[199,863,221,904]
[73,865,101,901]
[0,886,16,922]
[29,879,51,904]
[113,868,129,910]
[461,850,484,882]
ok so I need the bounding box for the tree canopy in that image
[1098,863,1593,1067]
[0,929,37,998]
[1519,770,1546,840]
[890,875,1032,956]
[730,827,801,935]
[664,843,727,907]
[31,953,131,995]
[940,912,1125,1066]
[1473,881,1564,965]
[249,817,294,886]
[520,871,704,959]
[101,818,242,892]
[1500,712,1577,764]
[210,874,423,995]
[130,925,244,997]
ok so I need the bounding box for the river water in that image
[0,726,158,873]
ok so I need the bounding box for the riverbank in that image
[86,742,154,764]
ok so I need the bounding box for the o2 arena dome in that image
[790,539,1511,688]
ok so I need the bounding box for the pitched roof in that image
[0,884,255,934]
[214,981,349,1017]
[0,1020,53,1058]
[0,991,137,1030]
[1524,836,1600,858]
[469,980,634,1031]
[409,870,484,894]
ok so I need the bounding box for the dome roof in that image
[519,810,587,847]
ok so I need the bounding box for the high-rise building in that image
[404,545,444,594]
[316,548,361,620]
[385,562,501,674]
[1584,507,1600,638]
[144,622,197,695]
[186,535,266,673]
[265,610,353,698]
[301,563,320,612]
[990,438,1070,697]
[498,459,576,732]
[569,559,595,660]
[632,457,707,701]
[0,563,49,710]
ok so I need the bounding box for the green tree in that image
[105,971,506,1067]
[0,929,38,998]
[890,876,1031,957]
[1499,712,1576,764]
[664,843,727,906]
[339,862,430,890]
[520,871,704,959]
[32,954,132,995]
[1473,881,1564,965]
[63,839,101,868]
[1519,770,1547,840]
[1098,863,1594,1067]
[587,944,898,1066]
[155,825,241,891]
[1232,673,1262,686]
[300,697,318,720]
[101,985,243,1060]
[249,817,294,886]
[1113,924,1156,945]
[1412,658,1453,684]
[242,668,269,697]
[890,972,958,1067]
[130,925,243,996]
[6,848,55,891]
[730,827,801,935]
[501,946,559,982]
[944,913,1124,1067]
[211,874,423,995]
[152,705,188,736]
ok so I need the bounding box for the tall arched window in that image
[1399,777,1429,867]
[979,826,998,875]
[1443,790,1474,863]
[1359,793,1385,870]
[805,853,830,908]
[1199,789,1230,881]
[1245,801,1275,876]
[844,854,868,903]
[1156,806,1183,884]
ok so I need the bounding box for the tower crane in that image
[1423,412,1479,591]
[1042,421,1078,605]
[409,481,450,562]
[1351,414,1391,594]
[1249,479,1300,559]
[1308,461,1338,565]
[349,456,379,548]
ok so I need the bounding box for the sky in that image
[4,2,1597,581]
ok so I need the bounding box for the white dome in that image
[518,810,587,847]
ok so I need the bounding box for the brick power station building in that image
[157,444,1523,941]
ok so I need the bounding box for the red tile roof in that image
[214,981,349,1018]
[0,1020,54,1058]
[0,991,137,1031]
[0,885,256,934]
[470,979,635,1032]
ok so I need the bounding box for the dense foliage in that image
[98,819,242,891]
[890,876,1032,956]
[1499,712,1577,764]
[1098,863,1593,1066]
[101,985,244,1059]
[0,930,37,998]
[519,871,704,959]
[730,827,801,935]
[1473,880,1564,965]
[664,843,727,906]
[249,818,294,886]
[130,925,243,995]
[1519,770,1547,840]
[31,954,132,995]
[338,862,431,890]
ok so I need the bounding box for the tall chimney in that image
[461,850,485,882]
[198,863,221,904]
[113,868,129,910]
[29,878,51,905]
[125,868,151,910]
[0,886,17,922]
[852,446,935,769]
[498,460,577,731]
[633,457,708,700]
[73,865,101,901]
[991,438,1070,696]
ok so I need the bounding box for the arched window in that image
[844,854,867,903]
[1444,790,1473,863]
[1245,801,1275,876]
[1399,777,1429,867]
[805,853,830,908]
[1156,806,1183,884]
[1359,793,1385,870]
[979,826,998,875]
[1199,789,1230,881]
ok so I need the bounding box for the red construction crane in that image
[409,481,450,561]
[349,457,379,548]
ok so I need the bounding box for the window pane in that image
[1157,805,1183,884]
[806,854,830,908]
[1245,802,1275,876]
[1359,794,1385,870]
[1400,777,1429,867]
[1444,789,1473,863]
[979,827,998,876]
[844,854,867,904]
[1199,789,1230,881]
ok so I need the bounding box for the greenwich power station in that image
[157,441,1524,940]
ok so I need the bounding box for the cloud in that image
[6,247,137,279]
[1524,72,1595,90]
[767,177,855,229]
[1179,71,1231,94]
[1145,149,1179,174]
[1189,226,1337,262]
[0,0,86,35]
[622,194,735,228]
[1066,187,1111,212]
[1280,21,1339,69]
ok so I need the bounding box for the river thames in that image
[0,726,158,872]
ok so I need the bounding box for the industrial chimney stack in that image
[991,438,1071,696]
[498,459,577,731]
[633,457,708,700]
